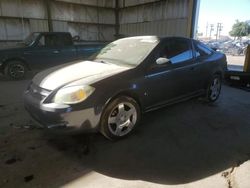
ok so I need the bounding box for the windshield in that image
[95,36,159,66]
[23,33,40,46]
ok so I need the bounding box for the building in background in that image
[0,0,198,47]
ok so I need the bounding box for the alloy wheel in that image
[107,102,137,137]
[209,77,221,101]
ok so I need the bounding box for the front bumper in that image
[23,88,101,134]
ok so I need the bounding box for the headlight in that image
[53,85,95,104]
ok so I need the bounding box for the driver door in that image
[145,38,198,109]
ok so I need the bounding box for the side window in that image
[37,36,45,46]
[56,34,73,46]
[37,35,57,47]
[195,41,212,57]
[161,39,193,64]
[37,34,72,47]
[45,35,57,47]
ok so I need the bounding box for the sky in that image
[197,0,250,37]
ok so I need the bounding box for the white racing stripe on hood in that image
[33,60,130,90]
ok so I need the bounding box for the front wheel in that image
[206,74,222,102]
[4,60,27,80]
[100,96,141,140]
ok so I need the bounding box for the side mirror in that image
[212,47,217,51]
[73,35,80,42]
[156,57,171,65]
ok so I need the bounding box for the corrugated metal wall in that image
[119,0,192,37]
[0,0,193,46]
[0,0,116,46]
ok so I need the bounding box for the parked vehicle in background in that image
[24,36,227,140]
[203,39,249,56]
[0,32,105,80]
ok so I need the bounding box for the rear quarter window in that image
[194,41,213,57]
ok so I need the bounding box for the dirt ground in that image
[0,70,250,187]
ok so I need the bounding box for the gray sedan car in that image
[24,36,227,140]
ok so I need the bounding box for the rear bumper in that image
[23,90,101,134]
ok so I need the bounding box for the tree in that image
[229,20,250,39]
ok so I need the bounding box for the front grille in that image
[29,83,51,100]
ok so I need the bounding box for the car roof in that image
[120,35,194,42]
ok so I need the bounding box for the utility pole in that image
[209,24,214,40]
[205,22,209,37]
[216,23,223,41]
[218,23,223,39]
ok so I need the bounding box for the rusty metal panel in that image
[29,19,48,32]
[0,2,2,16]
[122,0,160,7]
[21,0,46,19]
[68,23,100,41]
[119,0,189,23]
[0,0,46,19]
[119,0,190,37]
[120,18,188,37]
[120,7,138,24]
[0,19,7,40]
[98,0,116,8]
[68,23,87,39]
[56,0,98,6]
[50,1,74,22]
[84,25,98,40]
[52,21,68,32]
[98,9,115,24]
[85,6,98,23]
[0,0,20,17]
[55,0,115,8]
[142,4,153,22]
[0,18,30,40]
[99,26,115,41]
[124,0,140,7]
[163,0,188,19]
[51,1,115,24]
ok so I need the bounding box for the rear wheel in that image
[206,74,222,102]
[4,60,27,80]
[100,96,141,140]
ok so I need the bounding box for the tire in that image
[4,60,27,80]
[206,74,222,102]
[100,96,141,140]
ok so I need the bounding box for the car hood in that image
[33,60,131,90]
[0,43,26,51]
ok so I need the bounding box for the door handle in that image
[23,51,32,55]
[53,50,60,54]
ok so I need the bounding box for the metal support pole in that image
[114,0,120,39]
[45,0,53,32]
